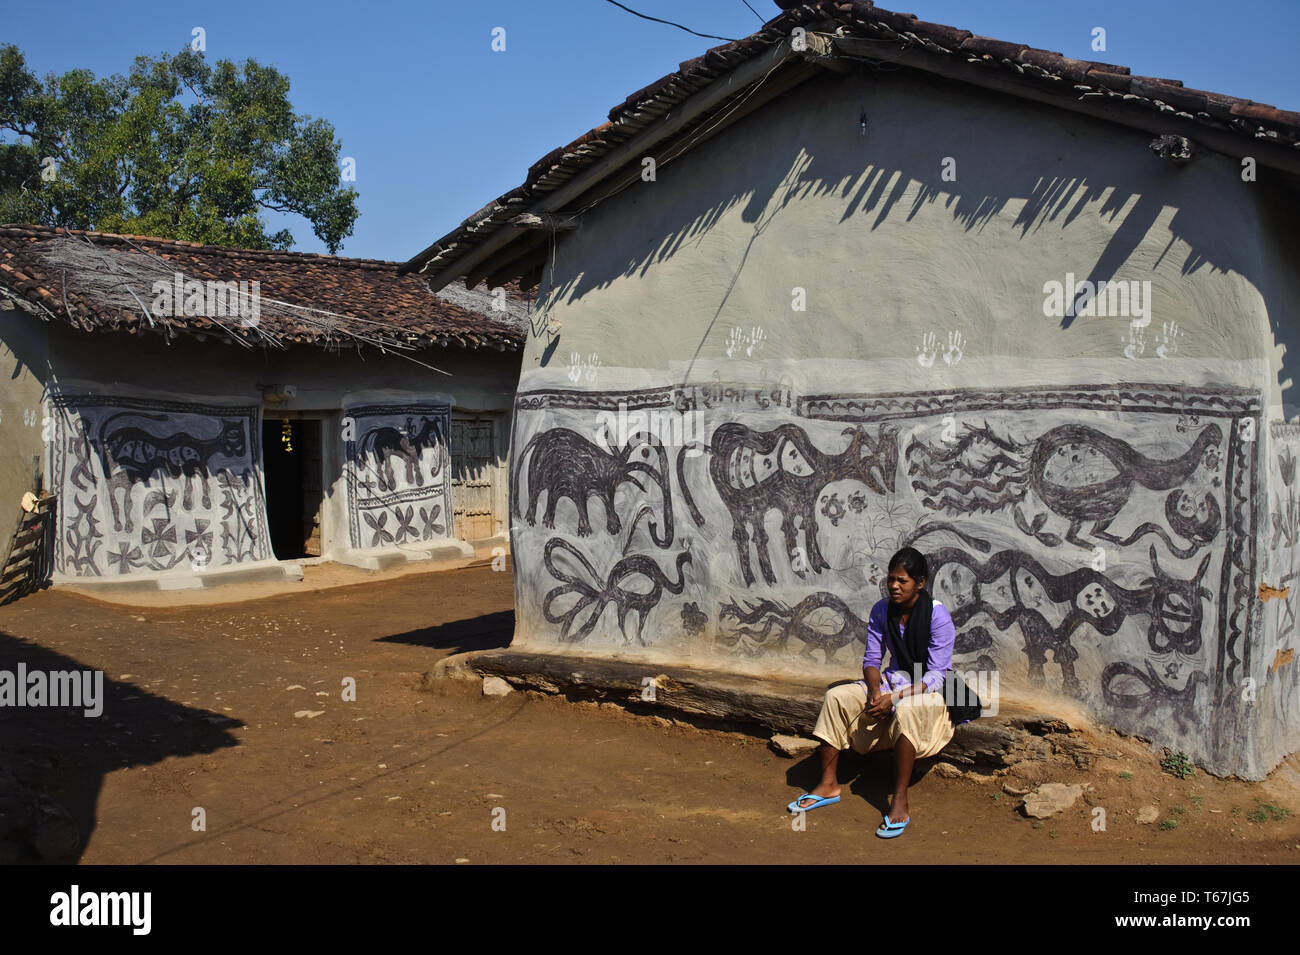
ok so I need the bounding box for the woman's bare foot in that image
[889,794,910,824]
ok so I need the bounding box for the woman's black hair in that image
[887,547,928,585]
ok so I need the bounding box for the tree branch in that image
[0,121,39,139]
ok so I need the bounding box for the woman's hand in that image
[866,690,896,721]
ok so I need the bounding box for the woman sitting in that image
[786,546,955,838]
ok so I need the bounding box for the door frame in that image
[450,410,505,542]
[260,409,329,560]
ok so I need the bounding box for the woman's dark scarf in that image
[885,588,982,724]
[886,587,935,678]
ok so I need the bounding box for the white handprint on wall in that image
[916,331,938,368]
[1155,320,1179,359]
[1122,324,1146,360]
[725,327,743,358]
[567,352,601,382]
[942,330,964,366]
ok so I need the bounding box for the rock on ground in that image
[1136,805,1161,825]
[425,653,481,684]
[769,734,821,758]
[482,676,514,696]
[1022,782,1085,818]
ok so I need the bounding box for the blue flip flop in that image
[787,793,840,813]
[875,814,910,838]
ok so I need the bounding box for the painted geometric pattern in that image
[48,394,269,576]
[343,402,453,549]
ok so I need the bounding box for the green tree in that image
[0,44,358,252]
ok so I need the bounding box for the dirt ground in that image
[1,562,1297,864]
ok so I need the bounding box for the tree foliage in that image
[0,44,358,252]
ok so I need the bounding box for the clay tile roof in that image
[405,0,1300,288]
[960,35,1029,60]
[910,20,971,47]
[0,224,527,351]
[1084,60,1130,75]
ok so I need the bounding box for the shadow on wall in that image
[0,311,50,511]
[0,628,241,863]
[1255,187,1300,419]
[1,309,49,388]
[533,67,1299,407]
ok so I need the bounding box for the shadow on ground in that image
[784,749,941,820]
[379,609,514,655]
[0,629,241,863]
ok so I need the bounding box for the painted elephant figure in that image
[512,427,673,546]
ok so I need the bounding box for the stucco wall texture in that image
[0,309,51,570]
[8,322,517,579]
[508,68,1300,778]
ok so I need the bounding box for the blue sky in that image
[3,0,1296,261]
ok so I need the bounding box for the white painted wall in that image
[41,322,520,566]
[507,66,1300,777]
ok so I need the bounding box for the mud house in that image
[0,224,526,594]
[405,1,1300,778]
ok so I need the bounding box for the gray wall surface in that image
[507,67,1300,778]
[0,306,52,569]
[18,321,519,578]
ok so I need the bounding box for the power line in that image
[569,42,789,221]
[601,0,740,43]
[740,0,766,24]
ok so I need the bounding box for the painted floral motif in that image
[364,511,395,547]
[140,518,177,558]
[106,542,145,574]
[419,504,445,540]
[681,602,708,635]
[819,492,848,527]
[393,505,418,542]
[185,520,213,560]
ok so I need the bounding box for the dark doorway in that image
[262,417,323,559]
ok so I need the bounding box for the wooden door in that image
[450,417,496,540]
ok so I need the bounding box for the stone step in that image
[441,647,1114,771]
